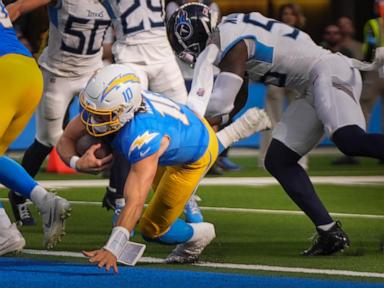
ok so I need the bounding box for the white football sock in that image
[30,185,49,210]
[317,222,335,231]
[0,208,12,229]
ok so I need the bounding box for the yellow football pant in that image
[139,120,219,238]
[0,54,43,155]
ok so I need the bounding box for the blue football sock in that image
[143,218,193,245]
[0,156,37,199]
[218,140,225,154]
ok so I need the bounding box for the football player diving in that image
[56,64,271,272]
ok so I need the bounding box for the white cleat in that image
[165,222,215,264]
[39,193,71,249]
[0,223,26,256]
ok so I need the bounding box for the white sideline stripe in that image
[22,249,384,279]
[1,198,383,220]
[1,176,384,189]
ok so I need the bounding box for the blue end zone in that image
[0,257,382,288]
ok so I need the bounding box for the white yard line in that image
[22,249,384,279]
[1,198,383,220]
[1,176,383,190]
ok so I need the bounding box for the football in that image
[75,134,112,159]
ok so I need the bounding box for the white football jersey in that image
[214,13,331,93]
[106,0,166,45]
[39,0,111,77]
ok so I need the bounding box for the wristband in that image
[69,156,80,170]
[104,226,130,258]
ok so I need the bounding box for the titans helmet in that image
[167,3,218,65]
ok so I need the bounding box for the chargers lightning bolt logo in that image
[129,131,159,157]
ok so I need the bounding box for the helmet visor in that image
[80,93,122,137]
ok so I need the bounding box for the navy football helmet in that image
[167,3,217,64]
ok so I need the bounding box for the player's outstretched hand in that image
[83,249,118,273]
[76,144,113,174]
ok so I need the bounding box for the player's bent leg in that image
[265,140,350,255]
[8,139,52,226]
[0,157,37,199]
[0,157,71,248]
[139,126,218,262]
[164,222,216,264]
[332,125,384,161]
[265,140,333,226]
[0,202,25,256]
[140,218,215,264]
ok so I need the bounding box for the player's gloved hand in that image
[373,47,384,68]
[76,144,113,174]
[83,249,118,273]
[351,47,384,72]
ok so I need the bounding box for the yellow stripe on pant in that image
[0,54,43,155]
[140,119,219,238]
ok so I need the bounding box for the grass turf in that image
[0,153,383,281]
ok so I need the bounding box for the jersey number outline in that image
[243,13,300,40]
[242,13,293,86]
[120,0,164,35]
[61,15,110,55]
[145,92,189,126]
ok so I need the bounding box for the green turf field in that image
[0,153,383,282]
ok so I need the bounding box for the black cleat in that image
[301,221,350,256]
[101,187,120,210]
[8,190,36,226]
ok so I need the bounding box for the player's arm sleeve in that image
[205,72,243,118]
[187,44,220,117]
[205,39,249,121]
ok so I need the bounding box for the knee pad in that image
[264,139,301,174]
[332,125,365,156]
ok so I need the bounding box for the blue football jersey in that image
[112,91,210,166]
[0,1,31,57]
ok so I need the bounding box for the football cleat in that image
[8,190,36,226]
[0,223,26,256]
[39,193,71,249]
[165,222,215,264]
[216,156,241,172]
[301,221,350,256]
[102,187,119,211]
[184,195,203,223]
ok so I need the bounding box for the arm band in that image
[104,226,130,258]
[69,156,80,170]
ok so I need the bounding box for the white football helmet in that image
[80,64,143,137]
